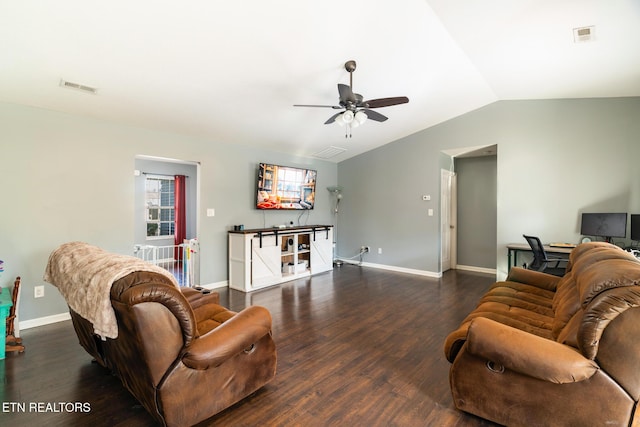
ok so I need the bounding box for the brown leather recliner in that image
[69,270,276,427]
[444,242,640,426]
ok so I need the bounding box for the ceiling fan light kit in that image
[294,60,408,138]
[341,110,354,124]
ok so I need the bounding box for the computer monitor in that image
[631,214,640,241]
[580,212,627,242]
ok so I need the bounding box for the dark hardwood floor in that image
[1,265,499,427]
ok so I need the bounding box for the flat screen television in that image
[256,163,317,210]
[580,212,627,241]
[631,214,640,241]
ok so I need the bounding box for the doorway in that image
[441,145,497,274]
[134,155,201,284]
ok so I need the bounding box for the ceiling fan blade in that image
[324,112,343,124]
[364,96,409,108]
[363,109,388,122]
[338,83,356,104]
[294,104,342,109]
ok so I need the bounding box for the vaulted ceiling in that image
[2,1,639,162]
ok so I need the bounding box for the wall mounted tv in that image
[256,163,317,210]
[580,212,627,242]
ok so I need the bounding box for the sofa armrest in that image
[182,305,272,370]
[506,267,562,292]
[466,317,598,384]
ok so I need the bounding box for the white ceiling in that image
[2,1,639,162]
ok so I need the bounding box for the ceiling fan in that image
[294,60,409,137]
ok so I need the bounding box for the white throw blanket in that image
[44,241,179,339]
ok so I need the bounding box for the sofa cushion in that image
[555,308,582,348]
[570,245,632,278]
[566,241,619,266]
[193,304,237,335]
[462,280,555,339]
[443,277,557,362]
[551,274,581,340]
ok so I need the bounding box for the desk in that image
[507,243,573,271]
[0,289,13,359]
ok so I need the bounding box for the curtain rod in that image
[141,172,189,178]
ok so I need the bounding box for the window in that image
[276,167,304,202]
[145,176,175,238]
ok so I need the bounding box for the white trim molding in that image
[18,282,230,331]
[19,312,71,331]
[200,280,229,290]
[337,259,442,278]
[455,264,497,275]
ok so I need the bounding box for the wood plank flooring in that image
[1,265,499,426]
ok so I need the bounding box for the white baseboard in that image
[337,259,497,277]
[338,259,442,278]
[200,280,228,289]
[17,281,229,332]
[19,312,71,331]
[455,264,497,275]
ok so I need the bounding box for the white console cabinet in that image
[228,225,333,292]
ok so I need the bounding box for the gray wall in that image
[3,97,640,323]
[337,97,640,278]
[454,155,497,269]
[0,102,337,323]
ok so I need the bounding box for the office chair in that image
[522,235,569,277]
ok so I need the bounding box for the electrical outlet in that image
[34,285,45,298]
[378,247,382,254]
[360,246,370,253]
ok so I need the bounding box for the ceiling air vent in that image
[312,146,347,159]
[573,26,595,43]
[59,79,98,94]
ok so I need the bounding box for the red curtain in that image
[174,175,186,261]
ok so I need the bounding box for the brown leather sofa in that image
[444,242,640,426]
[47,243,276,427]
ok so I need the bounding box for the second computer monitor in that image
[630,214,640,241]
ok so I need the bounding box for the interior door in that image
[441,169,457,272]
